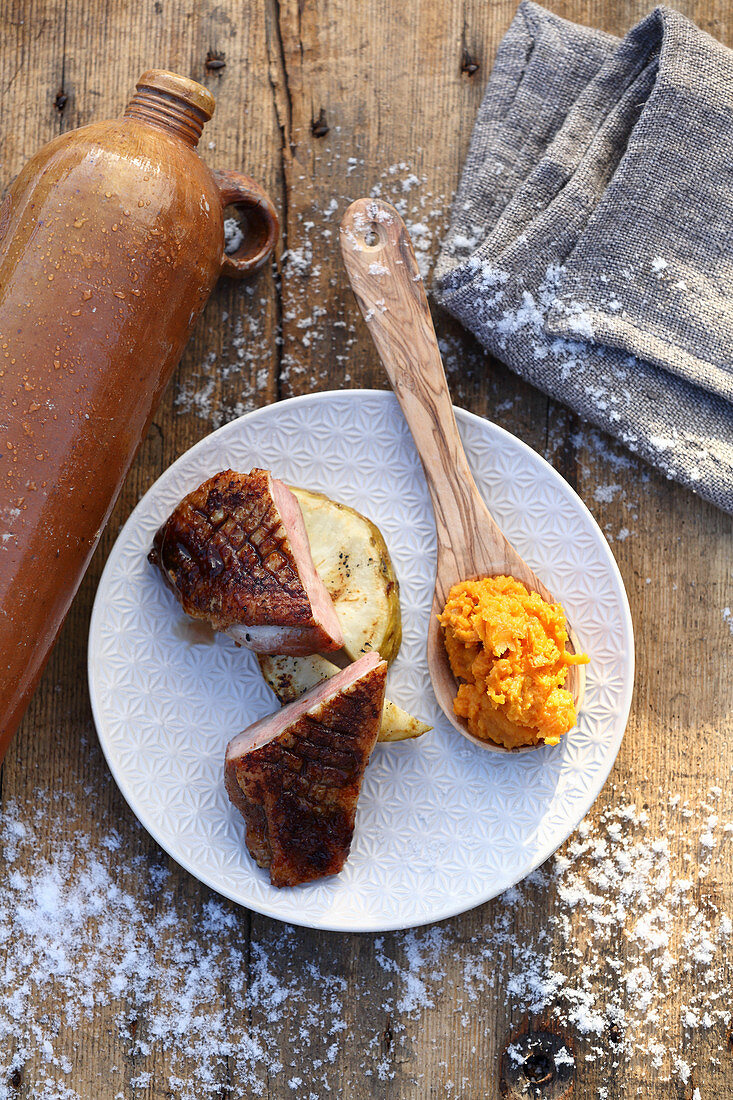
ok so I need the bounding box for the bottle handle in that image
[213,169,279,280]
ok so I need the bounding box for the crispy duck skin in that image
[148,468,343,655]
[224,652,387,887]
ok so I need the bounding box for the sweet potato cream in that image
[438,576,589,749]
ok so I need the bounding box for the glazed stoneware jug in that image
[0,70,279,759]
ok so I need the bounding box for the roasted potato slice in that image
[258,653,431,743]
[291,486,402,665]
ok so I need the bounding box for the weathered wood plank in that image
[0,1,281,1097]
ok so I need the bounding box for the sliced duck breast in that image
[148,468,343,655]
[225,651,387,887]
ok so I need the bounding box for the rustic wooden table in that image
[2,2,732,1098]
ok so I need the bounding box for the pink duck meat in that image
[148,468,343,655]
[225,651,387,887]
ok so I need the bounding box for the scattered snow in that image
[223,216,244,255]
[178,161,648,560]
[3,784,733,1097]
[593,483,623,504]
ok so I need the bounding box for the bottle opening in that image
[124,70,216,148]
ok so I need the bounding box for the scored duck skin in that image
[225,651,387,887]
[148,468,343,655]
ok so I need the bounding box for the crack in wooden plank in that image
[264,0,296,402]
[264,0,295,159]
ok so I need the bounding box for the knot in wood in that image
[311,108,330,138]
[461,49,480,76]
[500,1027,575,1100]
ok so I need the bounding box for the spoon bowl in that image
[339,197,586,754]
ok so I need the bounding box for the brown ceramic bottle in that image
[0,70,279,760]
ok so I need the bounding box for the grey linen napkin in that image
[435,2,733,514]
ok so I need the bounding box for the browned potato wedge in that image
[258,653,431,743]
[291,486,402,665]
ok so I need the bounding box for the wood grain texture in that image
[1,1,732,1098]
[340,198,497,572]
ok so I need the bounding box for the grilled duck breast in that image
[148,469,343,655]
[224,651,387,887]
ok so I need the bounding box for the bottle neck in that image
[123,89,207,148]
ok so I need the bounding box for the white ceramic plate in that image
[88,390,634,932]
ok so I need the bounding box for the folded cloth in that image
[435,2,733,514]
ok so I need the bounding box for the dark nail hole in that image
[383,1017,393,1049]
[54,89,67,111]
[311,107,329,138]
[608,1022,622,1045]
[523,1050,554,1086]
[364,226,378,247]
[9,1068,21,1089]
[461,48,480,76]
[206,51,226,71]
[500,1025,575,1100]
[129,1017,139,1038]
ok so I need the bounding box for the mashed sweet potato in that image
[438,576,589,749]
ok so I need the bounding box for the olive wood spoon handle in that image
[339,198,585,753]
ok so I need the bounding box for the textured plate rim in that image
[88,389,635,932]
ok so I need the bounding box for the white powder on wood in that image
[2,784,732,1097]
[223,217,244,255]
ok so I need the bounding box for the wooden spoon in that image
[339,198,586,754]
